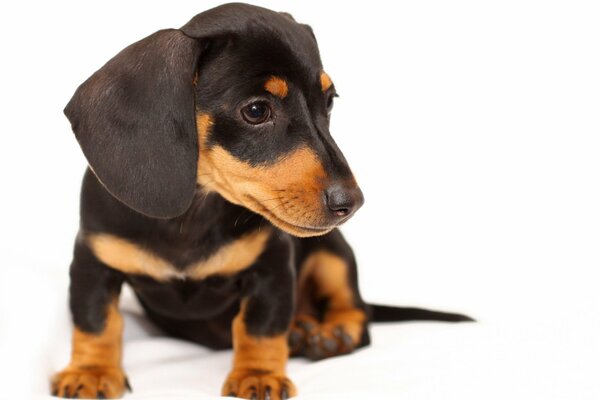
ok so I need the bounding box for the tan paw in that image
[51,366,130,399]
[222,369,296,399]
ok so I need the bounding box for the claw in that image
[124,376,133,392]
[333,326,344,338]
[97,390,106,399]
[72,384,83,398]
[308,334,320,346]
[281,388,289,400]
[307,344,324,360]
[264,386,272,400]
[297,319,315,332]
[322,338,338,353]
[341,333,353,349]
[288,330,303,348]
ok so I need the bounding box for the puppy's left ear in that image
[65,29,201,218]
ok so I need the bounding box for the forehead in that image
[237,31,320,77]
[200,13,323,92]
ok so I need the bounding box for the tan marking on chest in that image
[187,229,271,280]
[87,230,271,281]
[88,234,177,280]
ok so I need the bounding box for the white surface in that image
[1,0,600,399]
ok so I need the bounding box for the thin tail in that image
[369,304,475,323]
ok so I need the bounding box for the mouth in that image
[245,195,334,237]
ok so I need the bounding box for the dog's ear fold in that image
[279,12,296,21]
[277,12,317,41]
[65,29,201,218]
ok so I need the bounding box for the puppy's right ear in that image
[65,29,201,218]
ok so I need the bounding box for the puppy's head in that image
[66,3,363,237]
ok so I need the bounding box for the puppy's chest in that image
[86,229,271,281]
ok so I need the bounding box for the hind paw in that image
[289,315,360,360]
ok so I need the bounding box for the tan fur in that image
[88,230,271,281]
[88,234,175,280]
[230,302,289,374]
[264,76,289,98]
[196,113,331,237]
[69,301,123,368]
[51,301,127,398]
[196,113,214,147]
[222,302,296,397]
[320,72,333,92]
[297,251,366,343]
[188,229,271,280]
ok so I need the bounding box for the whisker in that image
[248,194,285,204]
[242,212,256,225]
[255,196,284,203]
[234,209,250,228]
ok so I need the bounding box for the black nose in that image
[325,184,364,220]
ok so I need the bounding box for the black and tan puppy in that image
[52,3,471,399]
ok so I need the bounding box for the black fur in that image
[65,30,201,219]
[58,3,471,399]
[69,237,124,333]
[369,305,474,323]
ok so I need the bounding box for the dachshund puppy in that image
[52,4,471,399]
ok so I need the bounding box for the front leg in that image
[52,239,128,399]
[222,234,297,400]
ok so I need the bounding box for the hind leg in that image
[290,230,369,360]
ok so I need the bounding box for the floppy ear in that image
[65,29,201,218]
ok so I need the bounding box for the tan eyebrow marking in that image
[264,76,289,98]
[320,72,333,92]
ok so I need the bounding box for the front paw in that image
[51,366,130,399]
[222,369,296,400]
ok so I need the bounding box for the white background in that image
[1,0,599,399]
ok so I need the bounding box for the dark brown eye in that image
[326,94,336,112]
[241,102,271,124]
